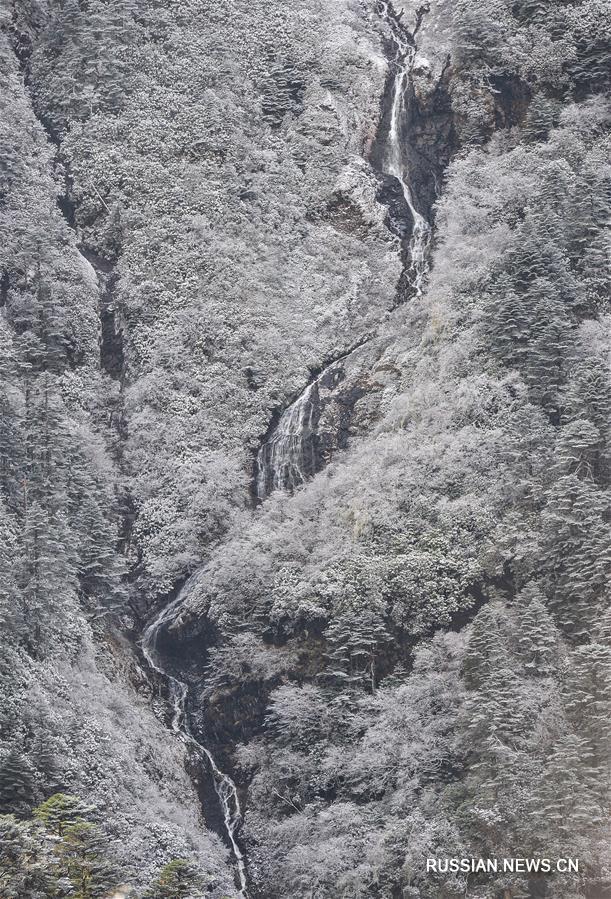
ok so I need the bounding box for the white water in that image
[134,10,430,896]
[142,11,431,884]
[379,0,431,296]
[141,592,249,898]
[254,5,431,503]
[256,379,317,499]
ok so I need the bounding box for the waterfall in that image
[142,591,249,898]
[140,12,432,883]
[379,0,431,296]
[255,379,318,499]
[254,5,432,504]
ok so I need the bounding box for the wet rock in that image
[254,339,397,500]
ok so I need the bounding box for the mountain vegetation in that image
[0,0,609,897]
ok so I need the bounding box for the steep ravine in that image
[141,592,249,897]
[5,0,607,894]
[2,17,240,894]
[7,1,448,893]
[137,3,444,893]
[256,0,437,502]
[9,18,256,899]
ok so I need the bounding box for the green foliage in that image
[33,792,91,835]
[55,820,120,899]
[1,802,224,897]
[0,795,122,899]
[144,857,209,899]
[0,813,57,899]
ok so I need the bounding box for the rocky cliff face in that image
[254,337,402,500]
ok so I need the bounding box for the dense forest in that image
[0,0,609,897]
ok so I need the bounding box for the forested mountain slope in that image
[0,15,239,897]
[0,0,609,897]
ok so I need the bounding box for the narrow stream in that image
[139,5,432,894]
[378,0,432,296]
[141,591,249,898]
[256,2,431,502]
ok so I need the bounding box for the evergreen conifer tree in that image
[564,643,611,778]
[462,603,513,688]
[0,813,57,898]
[324,603,389,691]
[59,821,121,899]
[33,793,91,836]
[540,474,610,636]
[0,749,36,816]
[533,734,600,863]
[144,858,209,899]
[515,585,559,676]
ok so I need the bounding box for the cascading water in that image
[131,20,432,899]
[256,379,318,499]
[378,0,431,296]
[142,12,433,888]
[255,6,432,503]
[141,589,249,898]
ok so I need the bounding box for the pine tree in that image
[532,734,600,862]
[464,662,532,751]
[515,585,558,676]
[523,93,561,142]
[459,663,536,866]
[555,419,603,481]
[462,602,513,688]
[21,498,79,655]
[567,1,610,93]
[564,643,611,778]
[513,0,551,25]
[566,142,610,305]
[33,793,91,836]
[0,814,57,898]
[561,328,611,484]
[0,502,24,637]
[0,749,36,817]
[10,265,71,375]
[0,326,24,502]
[33,794,121,897]
[522,277,571,414]
[144,858,209,899]
[324,603,389,691]
[451,0,511,66]
[59,821,121,899]
[69,471,127,615]
[29,729,64,799]
[540,474,610,636]
[33,0,86,132]
[507,210,572,290]
[480,274,530,370]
